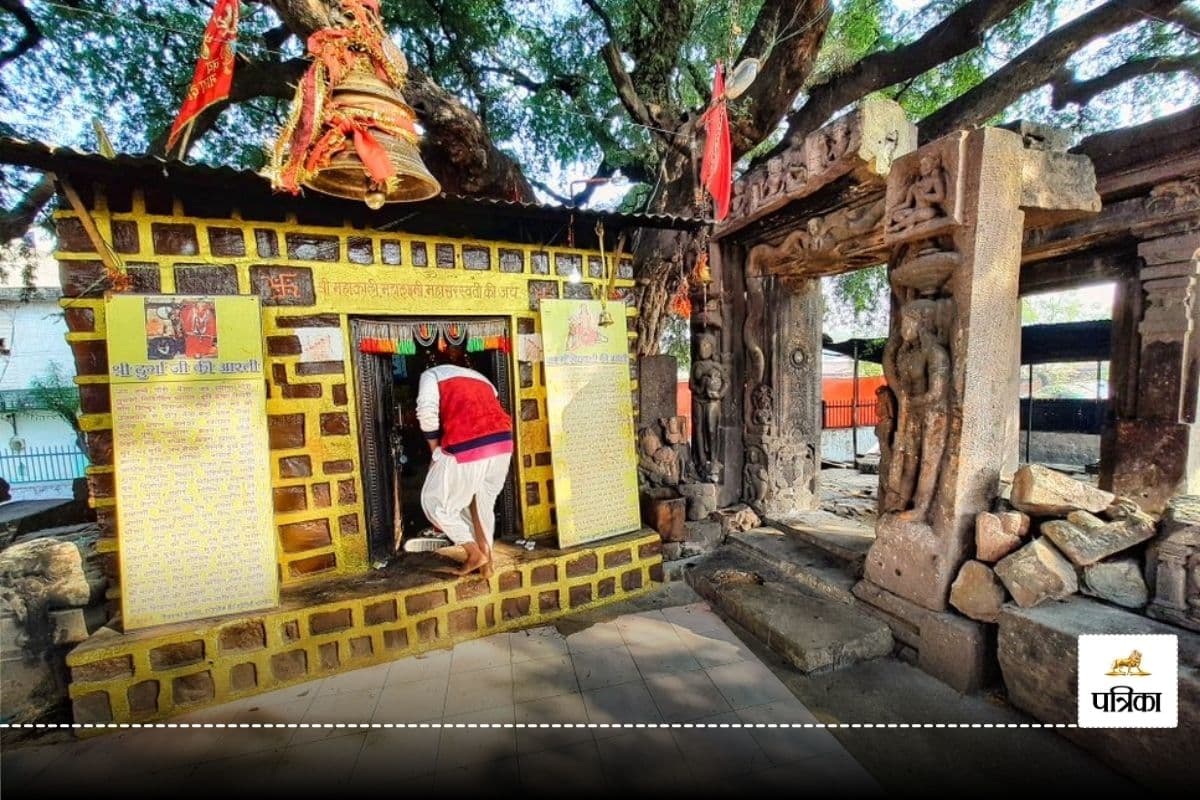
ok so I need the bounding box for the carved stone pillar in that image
[742,275,822,517]
[864,128,1028,612]
[1103,223,1200,514]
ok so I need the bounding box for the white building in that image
[0,286,84,500]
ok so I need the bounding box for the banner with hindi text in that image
[540,299,640,547]
[106,294,277,630]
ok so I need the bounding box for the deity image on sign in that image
[691,332,727,482]
[886,153,951,239]
[565,304,608,352]
[881,298,950,521]
[145,297,218,361]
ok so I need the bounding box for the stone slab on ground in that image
[1010,464,1115,516]
[767,509,874,568]
[853,579,995,693]
[687,551,892,674]
[998,597,1199,791]
[775,656,1140,796]
[728,527,858,605]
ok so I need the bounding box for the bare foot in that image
[455,548,490,576]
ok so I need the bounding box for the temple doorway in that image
[350,317,519,564]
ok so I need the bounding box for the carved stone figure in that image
[1147,494,1200,632]
[875,384,896,488]
[662,415,688,446]
[748,171,767,210]
[889,238,961,304]
[730,181,748,218]
[762,157,784,200]
[699,295,724,330]
[751,383,774,431]
[783,146,808,192]
[886,154,950,238]
[691,332,727,482]
[661,415,693,481]
[743,259,766,387]
[744,445,769,507]
[881,298,951,521]
[822,123,851,167]
[637,425,681,488]
[1146,176,1200,215]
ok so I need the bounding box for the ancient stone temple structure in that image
[703,98,1200,691]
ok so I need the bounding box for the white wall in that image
[0,291,74,394]
[821,427,879,464]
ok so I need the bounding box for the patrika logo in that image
[1078,635,1177,728]
[1105,650,1150,677]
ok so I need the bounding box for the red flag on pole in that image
[698,63,732,221]
[166,0,240,153]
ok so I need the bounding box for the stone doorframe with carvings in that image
[704,97,917,518]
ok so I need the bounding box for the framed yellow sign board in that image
[540,299,640,547]
[106,294,278,630]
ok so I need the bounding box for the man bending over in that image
[416,345,513,577]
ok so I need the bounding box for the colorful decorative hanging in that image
[669,275,692,319]
[357,320,510,355]
[269,0,440,208]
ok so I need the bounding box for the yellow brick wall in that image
[67,532,664,727]
[54,186,639,597]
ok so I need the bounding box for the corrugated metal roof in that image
[0,136,703,233]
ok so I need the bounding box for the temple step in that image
[765,509,875,569]
[686,549,893,674]
[728,527,859,605]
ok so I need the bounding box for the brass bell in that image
[302,69,441,206]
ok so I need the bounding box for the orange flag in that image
[166,0,240,152]
[698,62,732,221]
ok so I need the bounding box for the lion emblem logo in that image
[1105,650,1150,676]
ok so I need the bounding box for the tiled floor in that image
[0,602,882,797]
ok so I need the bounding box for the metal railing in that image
[822,400,879,429]
[0,446,88,485]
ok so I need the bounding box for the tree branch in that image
[779,0,1027,149]
[0,0,43,69]
[599,41,659,131]
[729,0,833,155]
[478,65,588,97]
[920,0,1187,142]
[1050,53,1200,109]
[152,56,309,157]
[0,173,54,242]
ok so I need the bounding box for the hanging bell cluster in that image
[270,0,440,207]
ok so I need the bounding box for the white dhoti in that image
[420,448,512,547]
